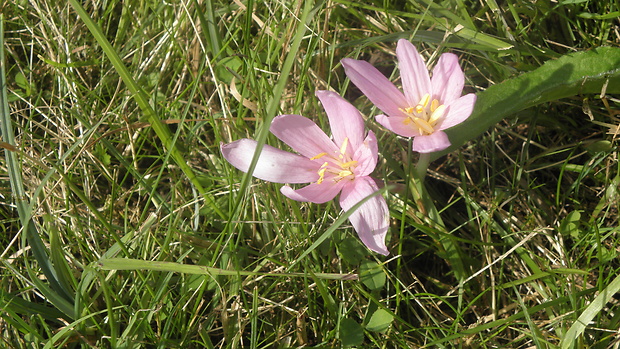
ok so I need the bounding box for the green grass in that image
[1,0,620,348]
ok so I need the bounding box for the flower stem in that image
[409,151,468,280]
[414,152,431,182]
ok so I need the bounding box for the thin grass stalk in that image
[67,0,226,220]
[0,14,75,318]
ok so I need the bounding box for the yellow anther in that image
[310,152,327,160]
[404,107,416,114]
[419,93,431,108]
[339,137,349,156]
[428,104,446,125]
[340,160,358,168]
[316,162,329,184]
[415,105,425,114]
[338,170,354,178]
[430,99,439,112]
[412,118,435,135]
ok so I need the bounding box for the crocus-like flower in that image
[342,39,477,153]
[221,90,389,255]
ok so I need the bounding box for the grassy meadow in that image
[1,0,620,348]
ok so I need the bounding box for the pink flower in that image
[221,90,390,255]
[342,39,477,153]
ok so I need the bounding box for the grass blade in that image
[0,14,75,317]
[98,258,357,280]
[67,0,226,219]
[560,274,620,349]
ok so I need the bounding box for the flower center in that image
[400,93,446,135]
[310,137,358,184]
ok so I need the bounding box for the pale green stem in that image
[408,149,468,280]
[414,152,431,183]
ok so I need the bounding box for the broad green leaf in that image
[435,47,620,160]
[339,237,368,265]
[365,309,394,333]
[359,260,386,291]
[340,318,364,347]
[559,210,582,239]
[585,140,613,154]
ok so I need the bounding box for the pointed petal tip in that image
[362,233,390,255]
[221,138,319,183]
[314,89,329,98]
[339,177,390,257]
[374,246,390,256]
[358,228,390,256]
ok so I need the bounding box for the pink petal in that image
[411,131,451,153]
[280,180,345,204]
[221,139,319,183]
[341,58,409,118]
[437,93,476,130]
[339,176,389,255]
[376,114,420,138]
[396,39,432,106]
[431,53,465,105]
[270,114,338,159]
[315,90,365,151]
[352,130,378,177]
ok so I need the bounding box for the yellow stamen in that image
[310,152,327,160]
[338,170,354,177]
[428,104,446,125]
[339,137,349,156]
[316,162,328,184]
[430,99,439,112]
[404,106,415,114]
[340,160,358,168]
[412,118,435,134]
[420,93,431,108]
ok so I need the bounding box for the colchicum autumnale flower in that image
[342,39,477,153]
[221,90,390,255]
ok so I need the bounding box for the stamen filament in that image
[310,152,327,160]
